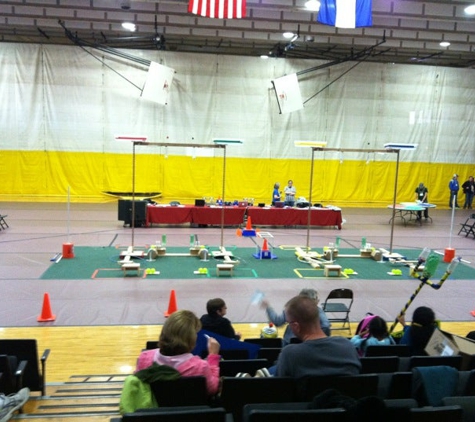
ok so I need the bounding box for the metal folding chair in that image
[458,214,475,238]
[322,288,353,334]
[0,214,8,230]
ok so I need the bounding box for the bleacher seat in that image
[219,376,297,422]
[365,345,411,357]
[149,376,208,407]
[219,358,268,377]
[112,406,227,422]
[297,373,379,401]
[0,339,50,396]
[360,356,400,373]
[409,404,463,422]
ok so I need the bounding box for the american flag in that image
[188,0,246,19]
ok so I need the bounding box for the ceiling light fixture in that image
[283,32,294,39]
[464,4,475,15]
[440,41,450,47]
[305,0,321,11]
[260,54,269,59]
[121,22,136,32]
[283,25,300,51]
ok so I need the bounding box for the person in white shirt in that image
[284,180,296,207]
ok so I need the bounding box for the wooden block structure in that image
[122,262,141,276]
[190,247,201,256]
[323,249,339,260]
[371,249,382,261]
[324,264,342,277]
[155,247,166,256]
[360,249,372,257]
[216,264,234,277]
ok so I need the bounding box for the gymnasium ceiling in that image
[1,0,475,68]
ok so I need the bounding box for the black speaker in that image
[118,200,147,227]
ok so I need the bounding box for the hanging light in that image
[464,4,475,15]
[121,22,136,32]
[305,0,321,11]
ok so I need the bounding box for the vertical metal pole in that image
[449,195,456,248]
[67,186,71,243]
[306,148,316,250]
[389,150,400,253]
[131,142,136,247]
[220,146,226,248]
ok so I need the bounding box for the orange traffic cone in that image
[262,239,269,251]
[164,289,178,317]
[37,293,56,322]
[246,217,253,230]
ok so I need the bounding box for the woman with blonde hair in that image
[135,310,221,395]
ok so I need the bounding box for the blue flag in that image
[317,0,372,28]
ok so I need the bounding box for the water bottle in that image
[447,257,460,274]
[361,237,367,249]
[418,247,431,262]
[261,323,278,338]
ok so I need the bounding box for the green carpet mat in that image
[40,246,475,281]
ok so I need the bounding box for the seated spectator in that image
[135,310,221,395]
[262,288,331,346]
[0,388,29,422]
[398,306,437,356]
[276,295,361,377]
[350,316,396,356]
[200,298,241,340]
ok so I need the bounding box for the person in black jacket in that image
[200,298,241,340]
[462,176,475,209]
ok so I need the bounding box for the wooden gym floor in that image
[0,201,474,421]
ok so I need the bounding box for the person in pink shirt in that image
[135,310,221,395]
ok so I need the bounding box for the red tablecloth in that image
[147,205,246,226]
[147,205,341,228]
[192,206,246,225]
[246,207,342,229]
[147,206,193,225]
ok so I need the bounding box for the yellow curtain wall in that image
[0,150,467,208]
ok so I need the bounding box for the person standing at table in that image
[284,180,296,207]
[449,174,460,208]
[462,176,475,209]
[272,183,281,205]
[415,182,429,220]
